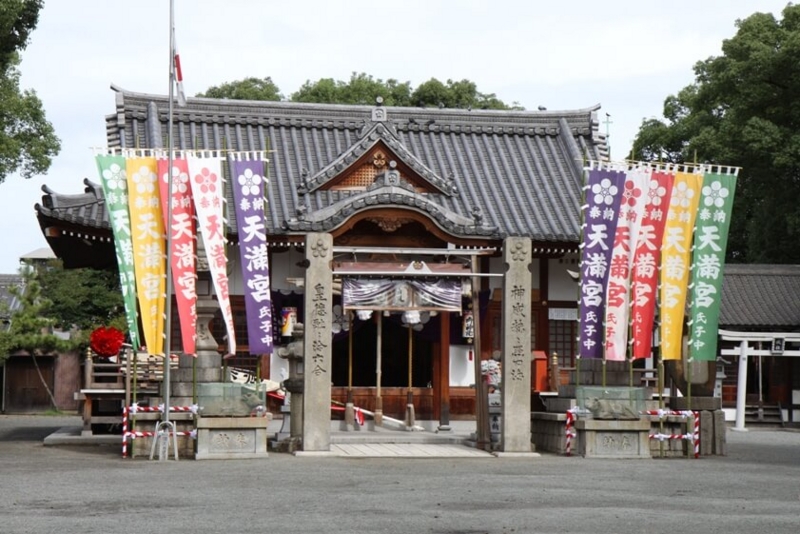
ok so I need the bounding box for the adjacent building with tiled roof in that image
[720,264,800,330]
[0,274,23,332]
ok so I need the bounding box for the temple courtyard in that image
[0,414,798,533]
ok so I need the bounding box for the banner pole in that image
[161,0,175,442]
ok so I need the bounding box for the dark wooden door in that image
[5,357,54,412]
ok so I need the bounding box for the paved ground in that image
[1,414,799,534]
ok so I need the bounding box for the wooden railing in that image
[83,350,177,399]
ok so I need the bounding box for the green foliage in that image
[630,5,800,263]
[0,267,79,363]
[292,73,414,106]
[201,72,521,110]
[411,78,519,110]
[36,260,125,331]
[197,76,283,101]
[0,0,42,72]
[0,0,60,184]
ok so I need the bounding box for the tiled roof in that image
[720,264,800,329]
[35,179,109,231]
[99,85,607,242]
[0,274,23,326]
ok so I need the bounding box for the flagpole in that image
[163,0,176,431]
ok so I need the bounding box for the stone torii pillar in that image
[298,233,335,455]
[499,237,537,455]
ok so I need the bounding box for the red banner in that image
[630,171,674,358]
[157,157,197,356]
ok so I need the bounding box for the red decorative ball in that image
[89,326,125,358]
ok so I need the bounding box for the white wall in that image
[226,245,305,294]
[487,256,540,293]
[548,253,580,301]
[449,344,476,387]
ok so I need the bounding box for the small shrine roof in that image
[720,264,800,329]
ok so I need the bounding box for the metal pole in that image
[153,0,178,460]
[733,340,748,431]
[163,0,175,427]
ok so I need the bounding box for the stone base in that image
[130,413,195,458]
[493,452,541,458]
[195,415,271,460]
[575,418,651,459]
[669,396,721,411]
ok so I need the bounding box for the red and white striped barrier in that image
[564,408,578,456]
[643,410,700,458]
[127,404,200,414]
[331,405,366,426]
[125,430,197,439]
[562,408,700,458]
[122,404,201,458]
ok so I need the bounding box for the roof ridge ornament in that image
[371,96,387,122]
[472,205,484,225]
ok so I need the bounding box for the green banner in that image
[95,155,140,351]
[688,172,737,361]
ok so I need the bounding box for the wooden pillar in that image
[438,311,451,430]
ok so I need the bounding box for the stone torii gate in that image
[298,233,537,454]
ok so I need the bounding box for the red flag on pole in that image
[173,45,186,107]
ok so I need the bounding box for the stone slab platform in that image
[330,443,493,458]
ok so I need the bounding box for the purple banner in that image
[578,168,626,359]
[231,158,273,355]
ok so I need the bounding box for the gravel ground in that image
[1,414,798,534]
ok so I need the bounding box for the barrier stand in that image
[642,409,699,458]
[121,404,200,459]
[151,420,179,461]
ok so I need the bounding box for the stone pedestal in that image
[575,418,651,459]
[195,415,272,460]
[129,412,195,458]
[171,291,222,408]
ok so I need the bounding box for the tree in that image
[36,260,125,331]
[411,78,519,110]
[292,73,413,106]
[0,0,60,184]
[631,5,800,263]
[197,76,283,101]
[202,72,521,110]
[0,267,81,408]
[0,0,41,72]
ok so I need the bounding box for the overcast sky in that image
[0,0,790,273]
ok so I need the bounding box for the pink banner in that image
[630,171,674,358]
[187,154,236,356]
[603,168,648,361]
[158,157,197,356]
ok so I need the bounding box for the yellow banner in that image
[659,172,703,360]
[126,156,166,356]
